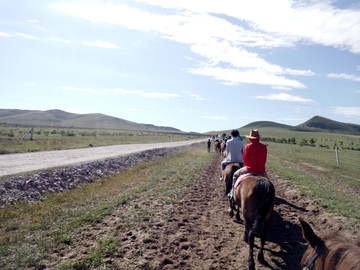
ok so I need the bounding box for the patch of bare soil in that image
[52,154,358,270]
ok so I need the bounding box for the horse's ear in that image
[299,218,321,248]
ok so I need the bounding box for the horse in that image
[220,141,226,156]
[214,140,221,154]
[232,175,275,270]
[300,218,360,270]
[222,163,241,207]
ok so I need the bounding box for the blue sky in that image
[1,0,359,133]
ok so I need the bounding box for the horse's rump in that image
[238,176,275,236]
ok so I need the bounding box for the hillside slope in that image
[242,121,292,129]
[0,109,181,132]
[296,116,360,135]
[240,116,360,136]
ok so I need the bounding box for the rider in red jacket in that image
[243,133,267,174]
[231,129,268,189]
[228,129,268,200]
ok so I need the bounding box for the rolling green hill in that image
[242,120,292,129]
[0,109,181,133]
[1,109,359,136]
[295,116,360,135]
[239,116,360,136]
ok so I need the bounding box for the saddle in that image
[234,173,268,190]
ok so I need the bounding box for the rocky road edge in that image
[0,144,200,205]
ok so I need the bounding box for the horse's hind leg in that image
[235,205,240,221]
[247,231,255,270]
[257,236,266,264]
[244,218,250,243]
[228,198,234,217]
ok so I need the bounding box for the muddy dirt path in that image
[54,153,357,270]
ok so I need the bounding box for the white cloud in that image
[60,86,101,94]
[202,115,227,120]
[189,66,306,88]
[61,86,179,99]
[0,31,13,37]
[328,73,360,82]
[189,94,204,101]
[256,93,313,103]
[27,19,39,23]
[109,88,179,99]
[137,0,360,53]
[51,38,71,44]
[81,40,119,49]
[333,107,360,117]
[53,1,359,90]
[0,31,36,40]
[15,32,36,40]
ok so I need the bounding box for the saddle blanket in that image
[234,173,254,190]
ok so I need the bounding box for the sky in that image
[0,0,360,133]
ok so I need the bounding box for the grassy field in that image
[267,142,360,220]
[0,125,205,154]
[0,145,211,269]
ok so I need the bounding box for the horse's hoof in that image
[257,252,265,264]
[247,263,255,270]
[235,214,240,221]
[229,211,234,218]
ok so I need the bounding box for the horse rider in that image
[229,129,268,197]
[220,129,244,181]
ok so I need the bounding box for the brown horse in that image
[222,163,241,208]
[220,141,226,156]
[232,176,275,270]
[214,140,221,154]
[300,218,360,270]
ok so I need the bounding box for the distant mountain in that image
[241,116,360,135]
[0,109,182,133]
[295,116,360,135]
[242,121,292,129]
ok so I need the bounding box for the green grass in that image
[267,143,360,222]
[267,142,360,181]
[0,144,211,269]
[0,125,204,154]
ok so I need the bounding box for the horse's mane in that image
[323,231,360,270]
[305,230,360,270]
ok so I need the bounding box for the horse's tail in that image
[251,179,275,237]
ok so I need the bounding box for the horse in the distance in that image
[300,218,360,270]
[220,141,226,157]
[232,175,275,270]
[214,140,221,154]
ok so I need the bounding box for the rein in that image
[302,241,327,270]
[302,249,319,270]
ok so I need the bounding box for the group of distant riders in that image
[209,129,268,200]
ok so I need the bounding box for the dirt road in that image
[53,153,357,270]
[0,139,206,177]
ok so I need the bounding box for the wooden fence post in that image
[335,147,340,166]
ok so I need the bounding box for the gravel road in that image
[0,139,206,177]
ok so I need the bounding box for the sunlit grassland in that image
[0,145,211,269]
[266,142,360,223]
[0,125,204,154]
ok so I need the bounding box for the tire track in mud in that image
[53,153,358,270]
